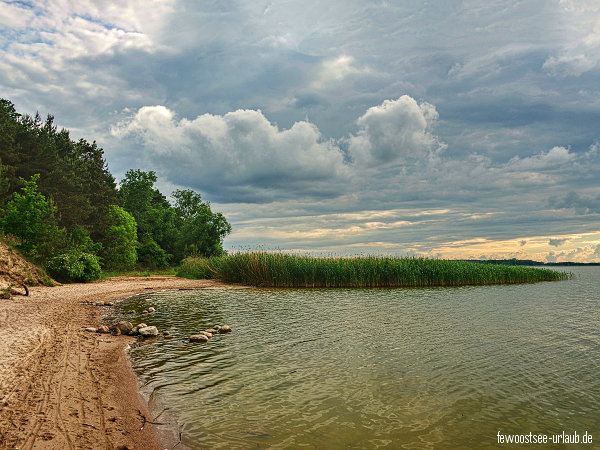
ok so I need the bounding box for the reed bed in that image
[178,252,569,287]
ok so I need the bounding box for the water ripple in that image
[106,267,600,448]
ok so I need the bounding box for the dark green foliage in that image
[68,227,102,255]
[0,100,117,238]
[46,252,102,283]
[179,252,570,287]
[101,205,138,270]
[136,240,170,268]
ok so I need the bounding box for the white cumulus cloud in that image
[112,106,350,201]
[348,95,446,166]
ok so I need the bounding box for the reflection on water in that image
[109,267,599,449]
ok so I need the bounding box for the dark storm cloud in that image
[549,191,600,215]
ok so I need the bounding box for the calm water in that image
[109,267,599,449]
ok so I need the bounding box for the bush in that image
[46,252,102,283]
[137,240,170,268]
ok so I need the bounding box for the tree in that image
[117,169,157,240]
[101,205,138,270]
[0,100,117,237]
[172,189,231,259]
[0,174,65,259]
[117,169,178,255]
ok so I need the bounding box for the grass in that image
[0,286,11,299]
[177,252,570,288]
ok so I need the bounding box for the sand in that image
[0,275,224,450]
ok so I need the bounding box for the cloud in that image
[505,146,575,171]
[347,95,445,166]
[549,191,600,214]
[542,1,600,77]
[545,244,600,263]
[313,55,369,88]
[0,2,35,29]
[111,95,453,203]
[548,238,569,247]
[112,106,349,202]
[111,93,597,214]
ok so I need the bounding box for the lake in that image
[109,266,599,448]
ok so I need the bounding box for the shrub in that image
[46,252,102,283]
[137,240,170,268]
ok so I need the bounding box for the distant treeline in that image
[0,99,231,282]
[465,259,600,266]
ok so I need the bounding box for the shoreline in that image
[0,275,225,449]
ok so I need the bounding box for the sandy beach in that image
[0,276,223,450]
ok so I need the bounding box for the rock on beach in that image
[132,323,148,335]
[138,326,159,337]
[112,321,134,335]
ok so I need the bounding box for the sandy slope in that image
[0,276,222,450]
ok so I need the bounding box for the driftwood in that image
[9,284,29,297]
[136,409,167,431]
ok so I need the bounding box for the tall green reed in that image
[178,252,569,287]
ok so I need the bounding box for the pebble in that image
[189,334,209,343]
[84,327,97,333]
[219,325,232,333]
[198,331,213,338]
[205,328,218,334]
[148,307,156,313]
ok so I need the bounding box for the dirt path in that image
[0,276,223,450]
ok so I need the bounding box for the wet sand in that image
[0,276,224,449]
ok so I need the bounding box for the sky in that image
[1,0,599,262]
